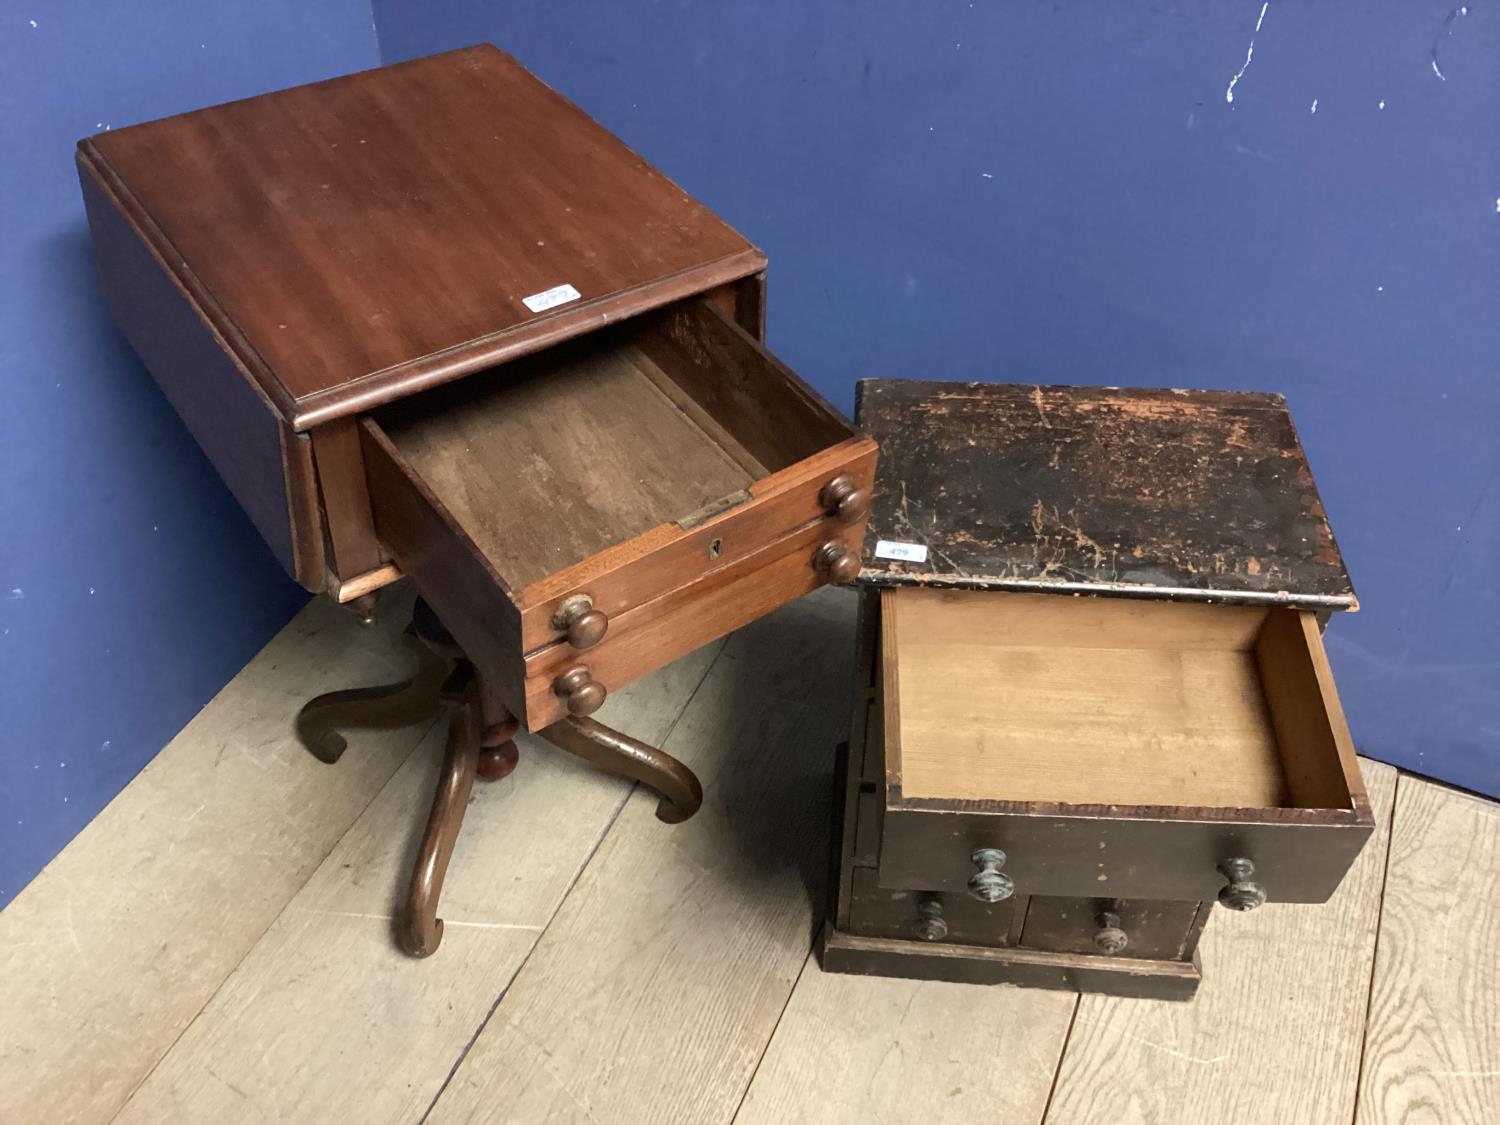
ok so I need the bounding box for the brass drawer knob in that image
[968,847,1015,903]
[814,541,861,585]
[913,895,948,942]
[1217,857,1267,911]
[552,594,608,650]
[1094,910,1129,955]
[819,474,871,525]
[554,666,607,716]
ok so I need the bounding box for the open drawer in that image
[877,587,1375,905]
[360,296,876,731]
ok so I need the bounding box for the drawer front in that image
[1019,897,1205,962]
[519,438,875,653]
[879,802,1372,905]
[519,514,862,729]
[845,867,1022,948]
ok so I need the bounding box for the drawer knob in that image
[554,666,607,716]
[1217,857,1267,911]
[820,475,871,525]
[1094,910,1129,955]
[552,594,608,650]
[913,895,948,942]
[814,541,861,585]
[968,848,1015,902]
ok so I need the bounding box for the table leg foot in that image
[294,632,449,764]
[538,716,703,823]
[401,663,481,958]
[346,592,380,627]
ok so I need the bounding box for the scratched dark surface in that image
[855,379,1355,609]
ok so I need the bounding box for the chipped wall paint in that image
[373,0,1500,797]
[1431,3,1477,80]
[1225,2,1270,105]
[0,3,380,903]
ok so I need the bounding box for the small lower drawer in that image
[845,867,1020,947]
[1020,897,1206,962]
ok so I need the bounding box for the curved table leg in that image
[401,662,482,957]
[294,632,450,764]
[538,716,704,824]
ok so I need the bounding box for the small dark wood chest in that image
[822,380,1373,1000]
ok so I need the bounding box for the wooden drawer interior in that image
[370,296,854,598]
[885,588,1364,815]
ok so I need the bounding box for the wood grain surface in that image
[1045,759,1398,1125]
[0,593,425,1124]
[736,967,1076,1124]
[854,379,1356,610]
[894,640,1289,807]
[379,334,759,591]
[424,591,856,1125]
[81,45,764,427]
[1357,775,1499,1125]
[111,642,721,1125]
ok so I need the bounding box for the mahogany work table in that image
[79,46,875,956]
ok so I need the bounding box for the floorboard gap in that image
[1347,769,1404,1125]
[1038,994,1082,1125]
[727,950,816,1125]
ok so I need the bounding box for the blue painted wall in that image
[0,4,381,903]
[374,1,1499,796]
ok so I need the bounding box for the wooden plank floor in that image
[2,589,1495,1125]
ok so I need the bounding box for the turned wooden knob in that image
[968,847,1015,903]
[819,475,871,525]
[1094,910,1129,955]
[554,666,607,716]
[913,895,948,942]
[813,541,861,585]
[552,594,608,650]
[1217,857,1267,911]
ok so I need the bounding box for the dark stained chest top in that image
[855,379,1356,610]
[78,45,763,430]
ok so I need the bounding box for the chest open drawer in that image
[877,587,1374,904]
[361,296,876,730]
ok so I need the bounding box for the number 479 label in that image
[874,540,929,563]
[522,283,582,313]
